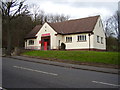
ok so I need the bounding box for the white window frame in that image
[99,20,101,27]
[66,37,72,43]
[77,35,87,42]
[97,35,100,43]
[28,40,34,45]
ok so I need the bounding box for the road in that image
[2,57,119,88]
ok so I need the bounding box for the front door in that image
[41,36,50,50]
[44,42,47,50]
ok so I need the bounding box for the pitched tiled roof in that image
[25,15,100,39]
[49,15,99,34]
[25,25,42,39]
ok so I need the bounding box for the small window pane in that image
[77,35,87,41]
[66,37,72,43]
[29,40,34,45]
[97,36,100,43]
[101,37,103,44]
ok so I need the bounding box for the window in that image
[66,37,72,43]
[29,40,34,45]
[77,35,86,41]
[58,40,60,46]
[101,37,103,44]
[97,36,100,43]
[99,20,101,27]
[99,20,103,27]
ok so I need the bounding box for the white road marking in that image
[92,81,120,87]
[13,66,58,76]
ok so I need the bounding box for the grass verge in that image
[22,50,119,66]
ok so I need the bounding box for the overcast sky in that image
[25,0,119,21]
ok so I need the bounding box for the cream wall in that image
[36,23,57,49]
[25,17,106,50]
[63,34,90,49]
[55,17,106,50]
[56,35,64,49]
[25,39,39,49]
[92,17,106,50]
[25,23,58,50]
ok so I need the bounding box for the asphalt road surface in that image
[2,57,119,88]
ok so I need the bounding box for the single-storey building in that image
[24,15,106,51]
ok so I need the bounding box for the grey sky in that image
[25,0,119,20]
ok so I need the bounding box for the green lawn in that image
[22,50,119,65]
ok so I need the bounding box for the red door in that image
[44,42,47,50]
[41,36,50,50]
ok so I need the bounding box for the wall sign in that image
[42,33,50,36]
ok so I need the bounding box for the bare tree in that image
[118,2,120,42]
[29,4,40,22]
[104,11,120,51]
[45,14,70,23]
[35,13,70,24]
[1,0,28,56]
[36,10,45,25]
[28,3,70,24]
[29,4,46,25]
[104,11,118,38]
[59,14,70,22]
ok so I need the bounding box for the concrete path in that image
[10,56,119,74]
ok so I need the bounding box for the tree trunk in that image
[6,19,11,56]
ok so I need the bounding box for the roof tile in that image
[25,25,42,39]
[49,15,99,34]
[25,15,100,39]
